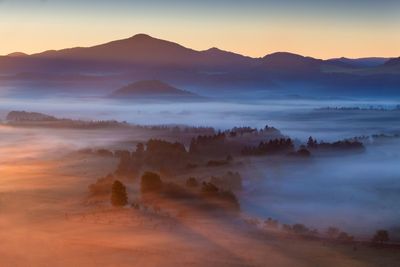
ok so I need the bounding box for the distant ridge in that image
[328,57,389,68]
[6,111,57,122]
[384,57,400,67]
[7,52,28,57]
[260,52,325,72]
[110,80,200,99]
[0,33,394,73]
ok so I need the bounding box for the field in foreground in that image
[1,131,399,267]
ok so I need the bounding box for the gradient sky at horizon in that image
[0,0,399,59]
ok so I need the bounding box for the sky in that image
[0,0,399,59]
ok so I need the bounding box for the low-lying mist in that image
[1,95,400,238]
[1,94,400,255]
[1,96,400,140]
[241,140,400,239]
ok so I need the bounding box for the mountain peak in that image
[7,52,28,57]
[124,80,175,91]
[260,52,323,72]
[205,47,222,52]
[129,33,154,40]
[263,52,311,60]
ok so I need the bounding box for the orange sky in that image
[0,0,399,59]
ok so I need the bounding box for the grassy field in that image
[1,127,399,267]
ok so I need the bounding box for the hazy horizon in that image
[0,0,399,59]
[1,33,399,61]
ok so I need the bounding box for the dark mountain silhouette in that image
[6,111,57,122]
[0,34,399,97]
[33,34,198,65]
[30,34,252,68]
[328,57,389,68]
[110,80,200,99]
[200,47,251,65]
[384,57,400,67]
[7,52,28,57]
[0,34,254,74]
[0,34,394,74]
[259,52,349,73]
[261,52,324,71]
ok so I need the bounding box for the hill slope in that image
[30,34,252,68]
[110,80,200,99]
[384,57,400,67]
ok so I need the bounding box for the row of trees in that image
[225,125,281,137]
[141,172,240,209]
[307,137,364,151]
[109,180,391,246]
[241,138,295,156]
[256,217,391,245]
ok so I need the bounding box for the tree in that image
[189,138,198,154]
[186,177,199,187]
[265,218,279,229]
[326,227,340,239]
[372,230,389,244]
[282,224,292,233]
[141,171,162,193]
[201,182,219,194]
[219,190,240,209]
[292,224,309,235]
[115,153,132,176]
[307,136,317,148]
[111,180,128,206]
[337,232,354,242]
[136,143,145,154]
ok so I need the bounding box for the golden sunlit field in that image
[1,125,399,267]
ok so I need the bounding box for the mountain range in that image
[2,34,398,71]
[0,34,399,98]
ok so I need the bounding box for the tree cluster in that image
[111,180,128,206]
[307,137,364,151]
[241,138,295,156]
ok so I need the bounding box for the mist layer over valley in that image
[1,94,400,239]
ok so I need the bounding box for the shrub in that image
[372,230,389,244]
[162,182,192,199]
[201,182,219,194]
[141,171,162,193]
[89,173,114,196]
[186,177,199,187]
[265,218,279,229]
[219,190,240,209]
[210,171,242,191]
[111,180,128,206]
[282,224,292,232]
[292,224,309,235]
[337,232,354,242]
[326,227,340,239]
